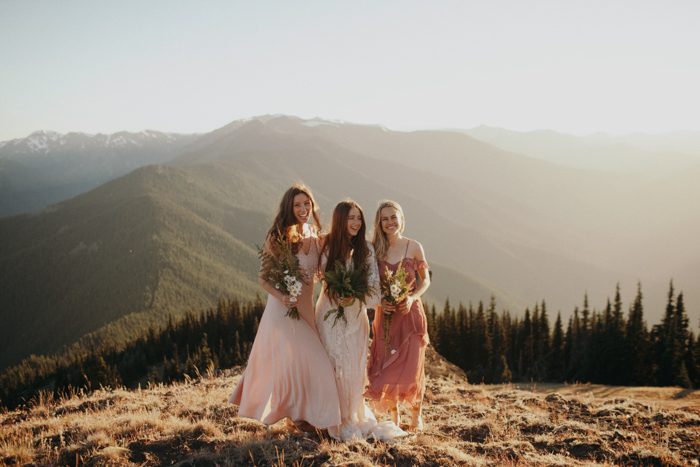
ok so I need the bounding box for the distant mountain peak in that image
[216,114,393,136]
[29,129,61,138]
[0,130,194,158]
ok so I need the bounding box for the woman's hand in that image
[397,295,415,315]
[381,298,396,314]
[281,295,297,308]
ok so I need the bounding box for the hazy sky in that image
[1,0,698,140]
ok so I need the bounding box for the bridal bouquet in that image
[379,263,413,350]
[322,259,374,328]
[258,235,307,320]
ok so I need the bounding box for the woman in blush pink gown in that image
[365,200,431,431]
[229,184,341,430]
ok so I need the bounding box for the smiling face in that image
[380,206,402,236]
[292,193,312,225]
[346,206,363,237]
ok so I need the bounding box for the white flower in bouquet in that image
[287,276,302,301]
[390,282,402,300]
[258,233,309,320]
[380,263,413,352]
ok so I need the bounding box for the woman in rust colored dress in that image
[365,200,431,430]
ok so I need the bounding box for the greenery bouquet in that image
[322,259,374,327]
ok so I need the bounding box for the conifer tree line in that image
[429,282,700,388]
[2,281,698,410]
[0,298,264,409]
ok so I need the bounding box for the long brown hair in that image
[267,183,322,245]
[372,200,405,260]
[323,200,370,273]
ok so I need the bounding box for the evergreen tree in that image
[608,284,627,384]
[685,331,699,388]
[427,304,438,346]
[655,281,677,385]
[549,312,565,380]
[579,293,592,381]
[518,308,534,380]
[232,330,243,365]
[197,332,217,375]
[487,297,507,383]
[693,332,700,388]
[456,303,469,370]
[673,293,692,387]
[535,301,551,380]
[589,309,605,382]
[563,317,573,381]
[566,308,583,381]
[82,355,121,389]
[498,354,512,383]
[625,282,649,385]
[470,301,491,383]
[436,298,454,361]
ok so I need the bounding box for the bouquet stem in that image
[383,311,393,353]
[324,305,347,328]
[286,306,300,320]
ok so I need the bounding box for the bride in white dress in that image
[315,200,406,442]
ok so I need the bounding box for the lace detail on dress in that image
[366,244,381,308]
[315,241,405,441]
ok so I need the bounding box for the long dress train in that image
[315,242,406,441]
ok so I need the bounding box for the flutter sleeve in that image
[414,258,430,281]
[366,242,381,308]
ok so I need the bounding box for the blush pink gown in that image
[365,257,430,411]
[229,239,341,429]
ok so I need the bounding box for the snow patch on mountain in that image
[0,130,192,158]
[302,119,340,128]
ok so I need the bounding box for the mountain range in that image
[464,125,700,174]
[0,130,197,217]
[1,116,698,370]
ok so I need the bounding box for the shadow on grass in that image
[124,426,333,466]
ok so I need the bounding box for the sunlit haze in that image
[1,0,699,140]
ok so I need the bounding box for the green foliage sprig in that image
[322,259,374,327]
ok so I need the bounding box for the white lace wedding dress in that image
[315,242,406,441]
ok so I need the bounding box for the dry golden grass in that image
[2,348,698,466]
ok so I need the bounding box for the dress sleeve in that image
[366,242,381,308]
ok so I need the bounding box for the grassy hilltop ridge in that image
[1,347,698,466]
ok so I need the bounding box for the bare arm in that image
[397,240,431,314]
[409,240,431,300]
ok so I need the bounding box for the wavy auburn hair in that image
[372,200,405,260]
[323,200,370,274]
[267,183,322,245]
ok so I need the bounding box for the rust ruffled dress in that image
[365,257,430,410]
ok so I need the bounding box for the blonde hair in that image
[372,200,405,260]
